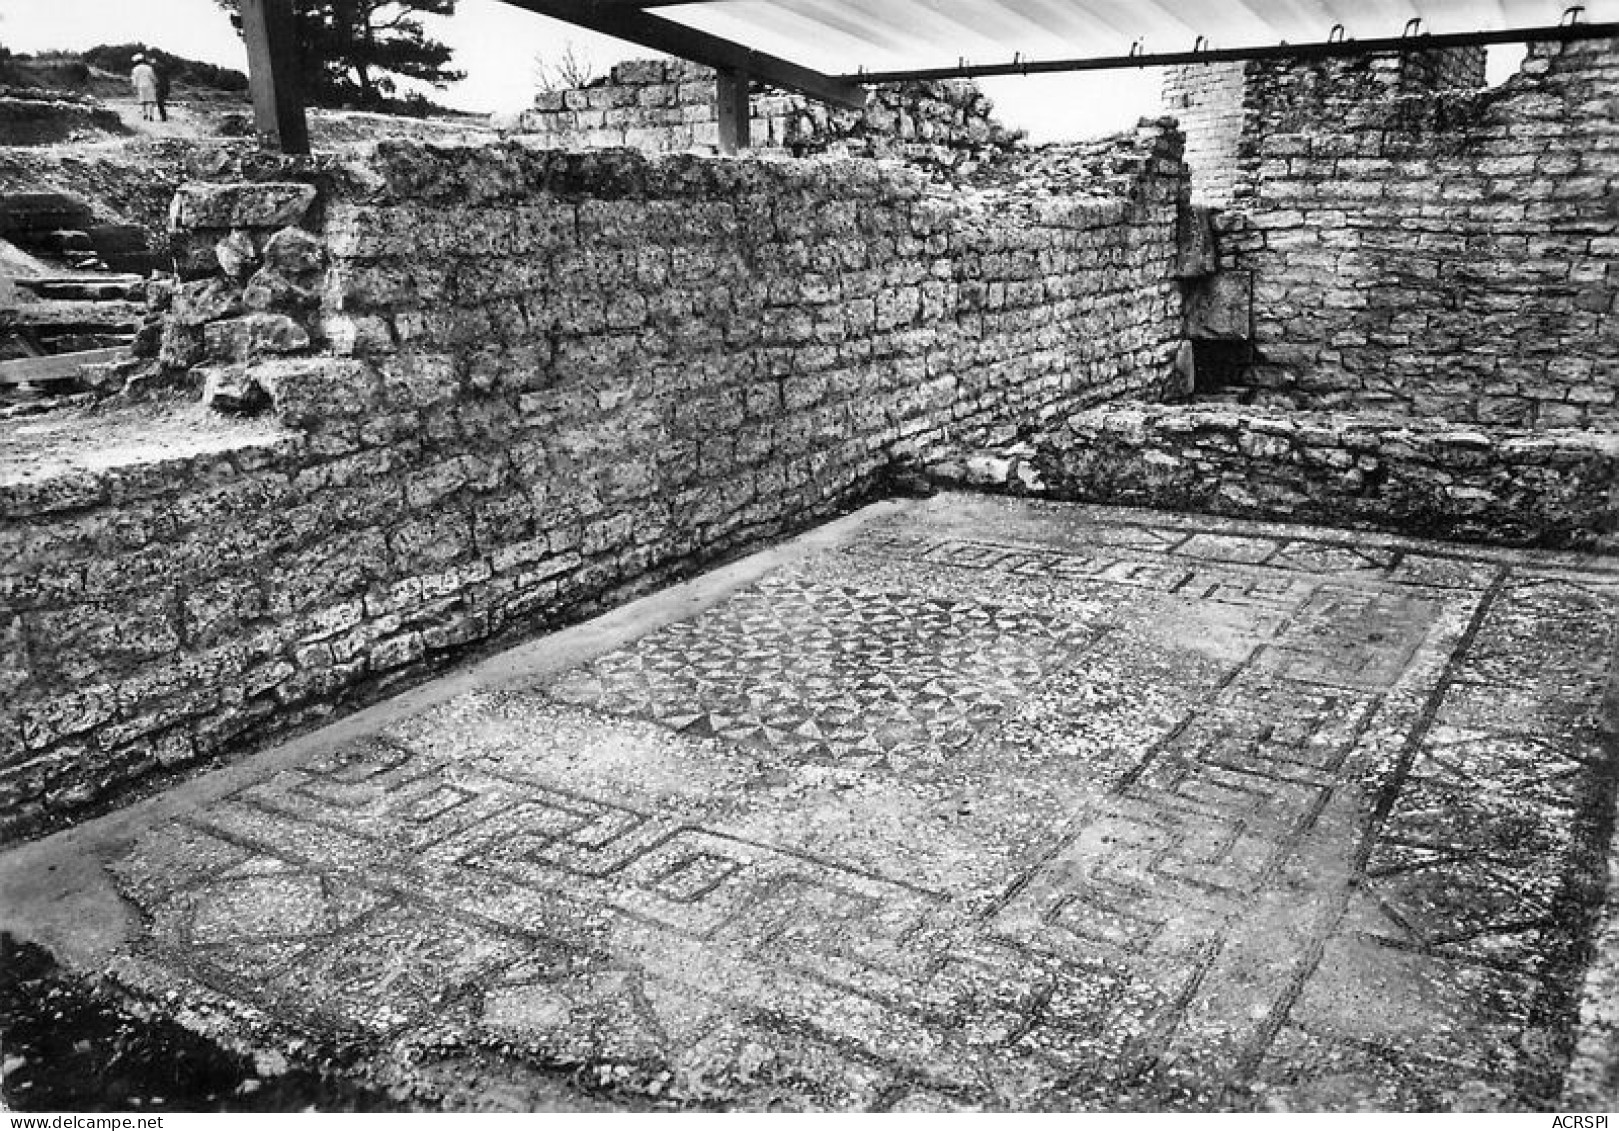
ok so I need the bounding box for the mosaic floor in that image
[99,495,1619,1109]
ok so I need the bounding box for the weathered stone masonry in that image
[0,127,1188,838]
[520,59,1022,174]
[1162,47,1487,207]
[920,41,1619,551]
[1204,39,1619,425]
[931,404,1619,551]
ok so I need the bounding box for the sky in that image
[0,0,1526,143]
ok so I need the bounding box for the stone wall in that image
[928,403,1619,552]
[1162,47,1484,207]
[0,127,1188,839]
[519,60,1021,174]
[1160,62,1247,207]
[0,85,125,146]
[1210,38,1619,426]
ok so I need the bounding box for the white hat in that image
[133,53,146,62]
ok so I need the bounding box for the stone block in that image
[172,182,318,231]
[1185,272,1251,340]
[250,357,384,426]
[215,229,260,281]
[242,268,319,313]
[200,364,272,415]
[204,313,312,361]
[262,227,327,279]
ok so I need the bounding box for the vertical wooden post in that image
[240,0,310,155]
[716,67,750,154]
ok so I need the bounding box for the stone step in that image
[3,294,142,360]
[28,330,135,353]
[37,230,96,255]
[14,274,145,302]
[0,195,160,276]
[0,346,126,387]
[96,248,166,276]
[86,224,146,252]
[86,225,161,275]
[0,191,95,237]
[5,298,144,331]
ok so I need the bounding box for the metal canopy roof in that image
[239,0,1619,153]
[664,0,1619,77]
[493,1,1619,110]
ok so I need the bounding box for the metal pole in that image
[716,68,751,154]
[843,22,1619,84]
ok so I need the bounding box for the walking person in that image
[154,61,170,122]
[130,53,159,121]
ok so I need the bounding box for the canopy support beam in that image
[842,21,1619,83]
[240,0,310,155]
[716,67,751,152]
[499,0,867,109]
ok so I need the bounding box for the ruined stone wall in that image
[0,128,1187,838]
[519,60,1021,174]
[1160,62,1248,206]
[1162,47,1484,207]
[1215,38,1619,426]
[929,403,1618,551]
[0,86,125,146]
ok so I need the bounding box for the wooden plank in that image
[715,68,750,154]
[14,274,144,290]
[0,347,125,386]
[498,0,866,109]
[6,299,144,328]
[240,0,310,155]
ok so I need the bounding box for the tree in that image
[534,41,596,93]
[217,0,464,109]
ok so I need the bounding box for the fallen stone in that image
[963,454,1013,485]
[1011,460,1045,491]
[200,364,271,414]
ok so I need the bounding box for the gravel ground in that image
[0,933,401,1112]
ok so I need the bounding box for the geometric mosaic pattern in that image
[100,498,1619,1111]
[549,577,1098,766]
